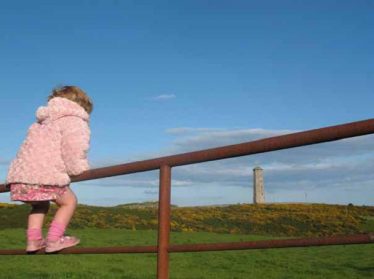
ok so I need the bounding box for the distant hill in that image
[0,202,373,237]
[113,201,178,209]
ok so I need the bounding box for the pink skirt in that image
[10,183,69,202]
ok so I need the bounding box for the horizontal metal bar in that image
[0,184,9,192]
[0,245,158,255]
[0,234,372,255]
[168,233,374,253]
[1,118,373,192]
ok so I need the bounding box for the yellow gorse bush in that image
[1,202,373,237]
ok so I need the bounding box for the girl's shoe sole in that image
[45,239,80,253]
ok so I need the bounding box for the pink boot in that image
[45,235,80,253]
[26,238,46,253]
[26,228,45,253]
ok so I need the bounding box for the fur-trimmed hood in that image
[36,97,89,124]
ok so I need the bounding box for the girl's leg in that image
[47,187,77,241]
[27,201,50,240]
[25,201,50,252]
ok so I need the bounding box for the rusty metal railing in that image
[1,118,374,279]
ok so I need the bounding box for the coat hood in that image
[36,97,89,123]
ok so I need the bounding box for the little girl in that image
[6,85,93,253]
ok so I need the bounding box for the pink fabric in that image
[27,228,43,241]
[47,220,66,242]
[6,97,90,186]
[10,183,68,202]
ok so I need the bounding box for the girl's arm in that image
[59,116,90,176]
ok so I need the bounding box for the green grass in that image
[0,228,373,279]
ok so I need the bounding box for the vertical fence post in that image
[157,165,171,279]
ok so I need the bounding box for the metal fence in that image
[1,118,374,279]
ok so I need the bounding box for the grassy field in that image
[0,228,373,279]
[0,202,373,278]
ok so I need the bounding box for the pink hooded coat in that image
[6,97,90,186]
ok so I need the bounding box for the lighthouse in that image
[253,166,265,204]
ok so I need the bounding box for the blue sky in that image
[0,0,373,206]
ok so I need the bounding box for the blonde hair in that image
[48,85,93,114]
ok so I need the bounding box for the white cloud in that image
[166,127,295,136]
[75,174,192,188]
[165,127,374,205]
[152,94,176,101]
[166,128,297,154]
[124,127,371,205]
[166,127,225,135]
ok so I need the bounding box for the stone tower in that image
[253,166,265,204]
